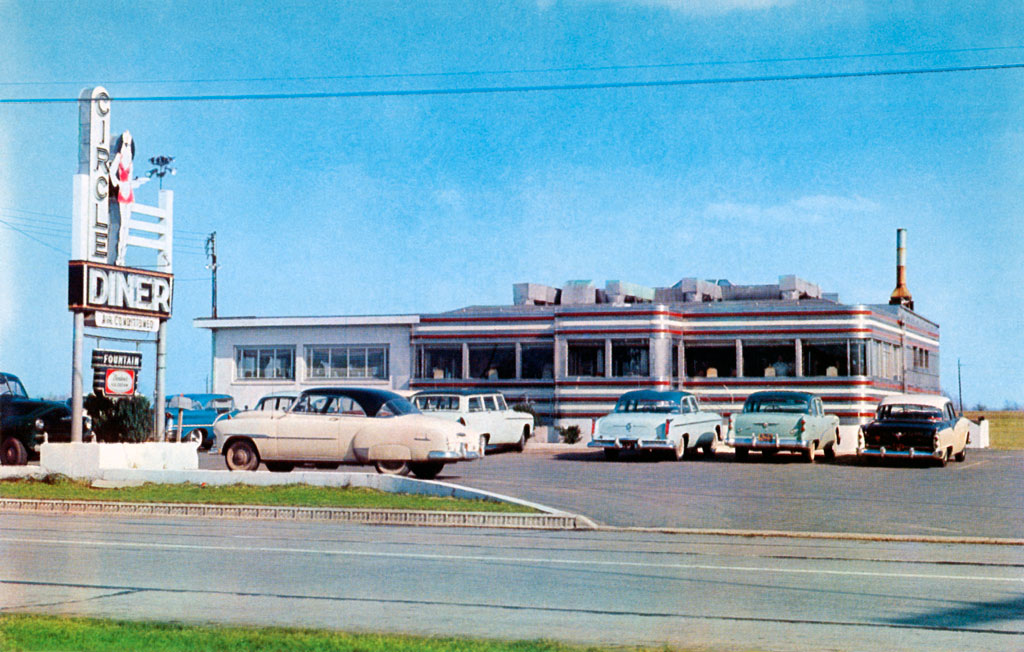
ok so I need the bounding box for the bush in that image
[510,401,541,427]
[83,393,153,443]
[558,424,582,444]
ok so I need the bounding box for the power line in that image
[3,62,1021,105]
[0,219,70,255]
[1,44,1021,87]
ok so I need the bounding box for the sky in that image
[0,1,1021,408]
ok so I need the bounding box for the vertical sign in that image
[73,86,112,263]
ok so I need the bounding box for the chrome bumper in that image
[427,443,481,462]
[587,438,674,451]
[857,447,942,459]
[729,436,810,452]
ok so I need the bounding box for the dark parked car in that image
[165,393,238,449]
[857,394,970,467]
[0,372,91,465]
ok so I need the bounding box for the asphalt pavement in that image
[197,445,1024,539]
[1,513,1021,651]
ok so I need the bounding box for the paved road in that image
[1,513,1021,651]
[198,447,1024,539]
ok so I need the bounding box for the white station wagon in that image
[588,389,723,460]
[411,390,533,455]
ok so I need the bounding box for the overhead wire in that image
[0,44,1021,87]
[1,61,1023,105]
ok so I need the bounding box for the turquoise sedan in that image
[728,390,839,462]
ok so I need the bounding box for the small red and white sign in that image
[104,368,136,396]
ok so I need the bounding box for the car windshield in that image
[743,397,810,414]
[614,399,679,414]
[877,404,943,421]
[0,377,28,398]
[378,397,419,417]
[207,397,234,413]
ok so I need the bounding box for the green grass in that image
[0,614,682,652]
[0,476,534,513]
[965,410,1024,450]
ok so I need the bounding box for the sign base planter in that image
[40,442,198,478]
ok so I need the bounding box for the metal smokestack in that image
[889,228,914,310]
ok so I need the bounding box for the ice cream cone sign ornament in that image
[107,131,150,266]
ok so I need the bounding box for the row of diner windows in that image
[417,339,929,381]
[235,345,388,380]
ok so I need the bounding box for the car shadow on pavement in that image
[552,450,734,463]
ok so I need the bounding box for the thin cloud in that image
[576,0,798,14]
[703,194,879,224]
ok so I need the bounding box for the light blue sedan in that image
[588,389,723,460]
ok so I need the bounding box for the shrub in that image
[558,424,582,444]
[83,393,153,443]
[510,401,541,427]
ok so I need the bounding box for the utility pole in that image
[957,358,964,414]
[205,232,219,318]
[205,232,220,395]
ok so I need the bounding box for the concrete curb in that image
[600,525,1024,546]
[0,498,589,530]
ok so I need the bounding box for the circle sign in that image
[105,368,136,396]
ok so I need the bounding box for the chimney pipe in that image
[889,228,914,310]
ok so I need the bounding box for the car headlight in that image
[35,418,45,432]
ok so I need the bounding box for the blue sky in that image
[0,1,1021,407]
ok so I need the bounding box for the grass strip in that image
[0,476,533,513]
[965,410,1024,450]
[0,614,681,652]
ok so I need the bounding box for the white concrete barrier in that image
[967,419,990,449]
[40,442,199,478]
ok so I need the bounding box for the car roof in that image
[411,389,506,397]
[617,389,695,402]
[879,394,950,409]
[300,387,406,415]
[166,393,233,402]
[258,393,296,400]
[744,390,817,402]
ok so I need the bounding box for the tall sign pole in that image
[71,86,174,442]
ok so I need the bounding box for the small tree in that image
[84,393,153,443]
[558,424,582,444]
[511,401,541,427]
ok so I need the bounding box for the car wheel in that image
[479,434,488,457]
[935,448,949,467]
[409,462,445,479]
[672,436,687,461]
[603,448,619,460]
[701,441,715,459]
[314,462,340,470]
[954,447,966,463]
[224,440,259,471]
[801,444,817,463]
[734,447,749,460]
[265,462,294,473]
[186,429,204,446]
[374,460,410,476]
[823,442,836,461]
[514,427,528,452]
[1,437,28,466]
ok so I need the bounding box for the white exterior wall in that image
[210,323,414,410]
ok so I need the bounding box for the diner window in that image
[421,346,461,379]
[743,342,796,377]
[612,340,649,377]
[236,346,295,380]
[521,344,554,379]
[685,344,736,378]
[304,345,388,380]
[568,341,604,377]
[469,344,516,380]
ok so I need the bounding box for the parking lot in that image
[200,445,1024,539]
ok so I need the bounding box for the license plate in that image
[758,433,774,442]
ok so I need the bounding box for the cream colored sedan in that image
[212,387,479,479]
